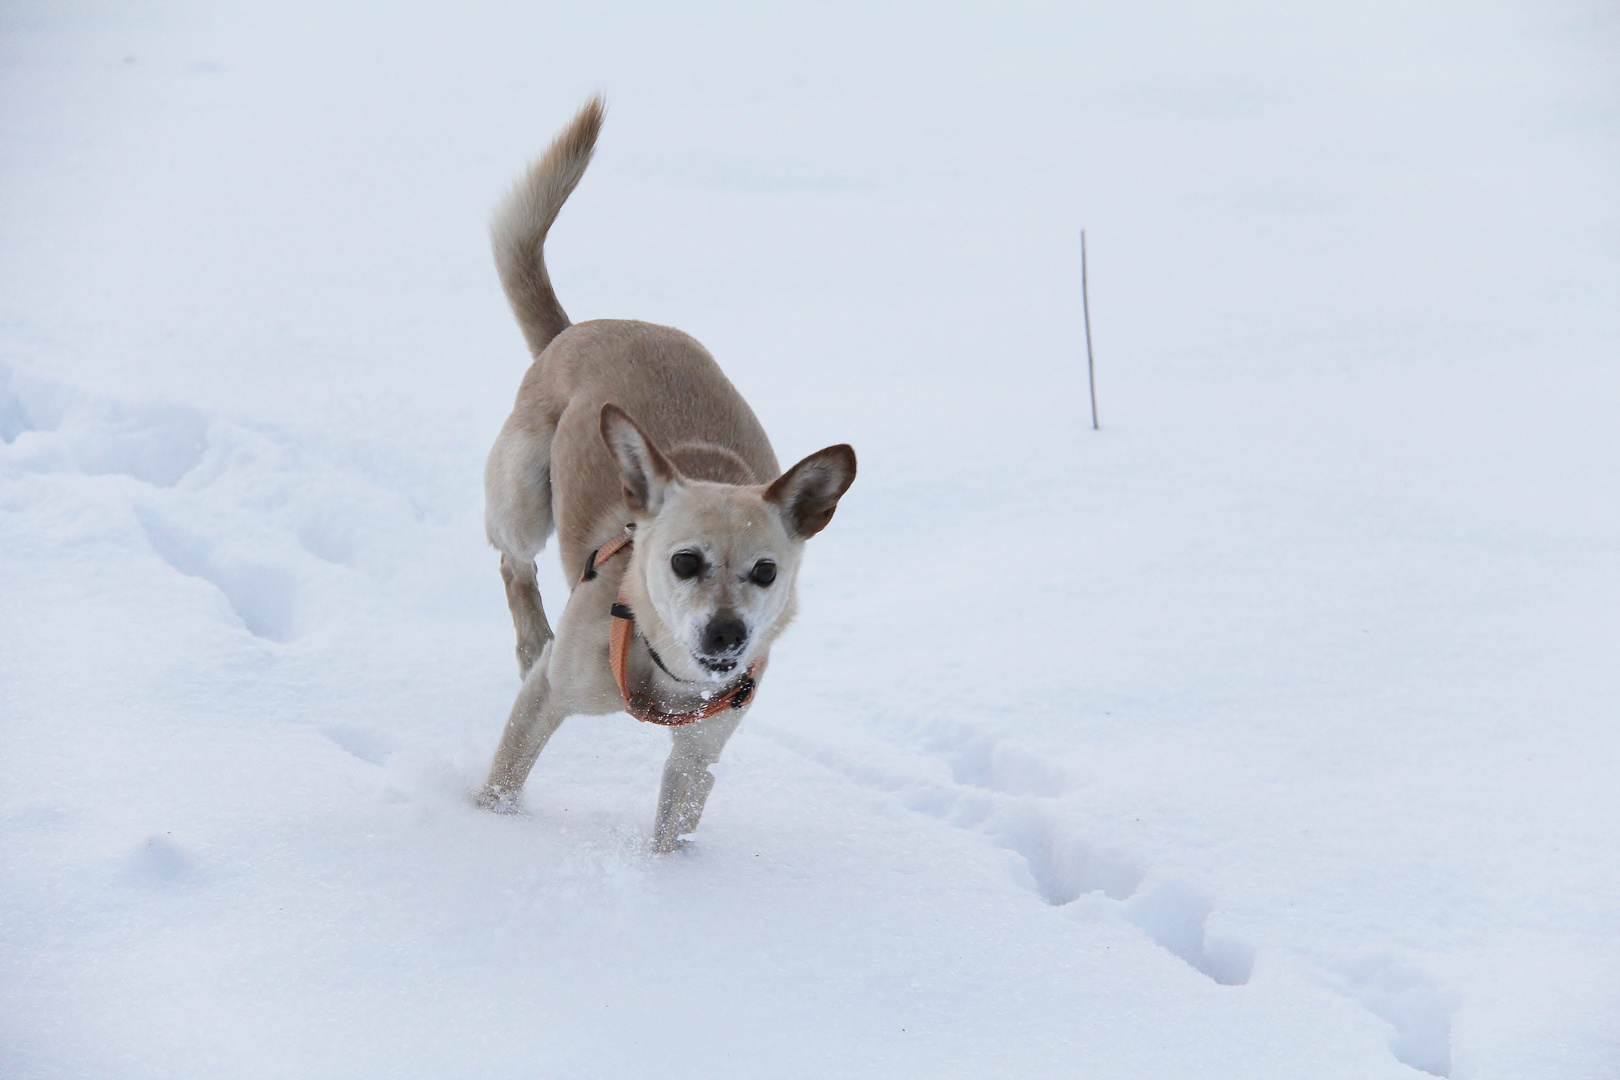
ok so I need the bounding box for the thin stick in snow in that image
[1082,229,1099,430]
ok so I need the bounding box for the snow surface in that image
[3,3,1618,1077]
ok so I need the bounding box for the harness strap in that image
[583,531,757,727]
[580,531,634,581]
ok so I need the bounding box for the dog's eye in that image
[749,560,777,586]
[670,551,703,579]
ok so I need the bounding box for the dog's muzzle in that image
[697,615,747,674]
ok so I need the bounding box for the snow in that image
[2,3,1617,1077]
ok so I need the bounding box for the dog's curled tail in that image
[491,96,605,358]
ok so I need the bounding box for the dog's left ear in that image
[764,444,857,539]
[600,403,679,516]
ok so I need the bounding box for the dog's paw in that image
[648,836,691,856]
[472,785,523,814]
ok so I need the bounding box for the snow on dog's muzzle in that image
[699,614,748,672]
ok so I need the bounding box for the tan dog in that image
[476,98,856,852]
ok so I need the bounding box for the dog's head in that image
[600,403,855,683]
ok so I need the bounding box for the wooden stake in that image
[1082,229,1099,430]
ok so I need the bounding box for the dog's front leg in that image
[652,708,746,852]
[478,647,566,812]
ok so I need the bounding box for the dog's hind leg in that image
[651,709,746,853]
[499,553,551,678]
[486,411,557,677]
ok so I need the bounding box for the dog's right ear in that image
[765,444,857,539]
[599,403,679,516]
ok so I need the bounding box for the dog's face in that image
[600,404,855,683]
[640,483,800,680]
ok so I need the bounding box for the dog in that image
[475,97,856,852]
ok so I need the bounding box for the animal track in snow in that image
[1330,955,1458,1077]
[321,723,399,766]
[762,719,1461,1070]
[1,362,207,487]
[0,362,62,443]
[756,722,1246,987]
[6,364,480,659]
[139,508,303,642]
[937,734,1074,797]
[126,833,195,886]
[1122,880,1255,986]
[990,801,1143,903]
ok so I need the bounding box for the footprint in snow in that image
[899,728,1456,1071]
[321,723,397,766]
[1331,954,1459,1077]
[0,363,208,487]
[1122,881,1255,986]
[992,802,1143,904]
[127,834,195,886]
[139,507,303,642]
[760,723,1249,985]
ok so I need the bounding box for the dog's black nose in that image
[702,615,748,655]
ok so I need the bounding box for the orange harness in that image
[581,531,757,726]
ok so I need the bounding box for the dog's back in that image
[514,320,778,578]
[485,98,777,581]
